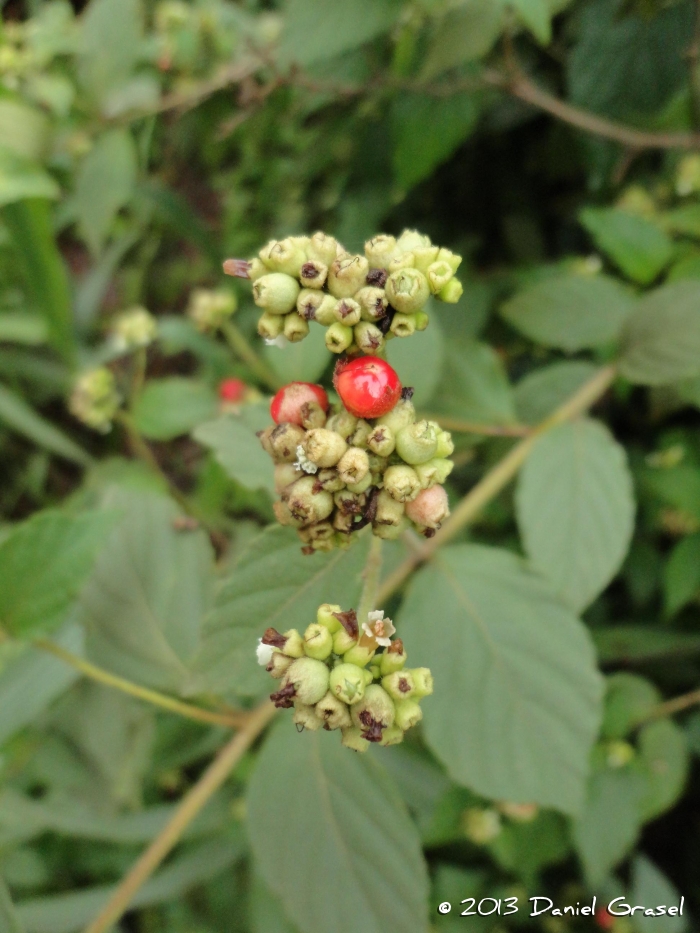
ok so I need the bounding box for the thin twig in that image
[83,700,276,933]
[221,320,282,392]
[378,364,617,603]
[34,638,246,729]
[645,688,700,722]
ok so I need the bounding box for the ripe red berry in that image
[594,908,614,931]
[219,378,247,403]
[270,382,329,426]
[334,356,402,419]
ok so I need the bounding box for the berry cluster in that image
[257,362,454,553]
[224,229,463,353]
[256,603,433,750]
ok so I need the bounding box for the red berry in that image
[219,378,247,403]
[333,356,402,419]
[595,908,614,931]
[270,382,329,426]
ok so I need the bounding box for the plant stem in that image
[357,535,383,619]
[646,688,700,722]
[378,364,617,603]
[221,320,282,392]
[83,700,276,933]
[34,638,246,729]
[129,347,148,406]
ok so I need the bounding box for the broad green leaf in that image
[489,811,570,886]
[0,879,24,933]
[663,533,700,617]
[262,323,329,385]
[0,384,91,466]
[660,204,700,239]
[516,419,635,612]
[379,744,451,841]
[190,525,371,697]
[79,487,213,693]
[515,361,599,424]
[643,464,700,520]
[421,1,504,80]
[510,0,551,44]
[0,150,59,207]
[133,377,218,441]
[391,93,478,191]
[77,0,143,109]
[631,856,688,933]
[500,275,633,351]
[429,338,516,424]
[0,314,48,345]
[74,129,137,255]
[572,765,646,886]
[637,719,689,821]
[0,511,115,638]
[600,673,661,741]
[248,720,429,933]
[250,874,300,933]
[620,282,700,385]
[278,0,400,67]
[579,208,673,285]
[386,311,445,406]
[593,625,700,666]
[2,200,75,363]
[398,545,603,814]
[194,404,275,496]
[0,100,49,161]
[16,839,242,933]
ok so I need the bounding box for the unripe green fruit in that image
[372,518,408,540]
[390,312,416,338]
[394,698,423,731]
[379,646,407,676]
[325,410,358,440]
[316,603,343,632]
[257,311,285,340]
[343,643,375,668]
[284,475,334,525]
[437,246,462,273]
[426,260,454,294]
[299,400,327,430]
[315,691,351,730]
[270,422,306,463]
[388,252,415,272]
[383,464,421,502]
[325,322,354,353]
[306,521,334,543]
[296,288,324,321]
[264,237,307,276]
[409,667,434,698]
[307,231,339,266]
[367,424,395,457]
[405,485,449,529]
[341,726,370,753]
[281,629,305,658]
[284,657,330,705]
[253,273,300,315]
[395,420,438,465]
[375,489,405,527]
[355,286,388,322]
[315,468,345,492]
[284,313,309,343]
[332,628,357,655]
[397,229,431,252]
[412,245,440,273]
[364,234,397,267]
[273,500,302,527]
[274,463,299,494]
[333,298,362,327]
[303,622,333,660]
[337,447,370,486]
[439,278,463,303]
[351,684,395,737]
[386,268,430,314]
[303,428,348,468]
[328,255,369,298]
[354,321,384,354]
[333,510,355,533]
[382,670,416,701]
[379,725,405,746]
[346,419,372,448]
[414,310,429,331]
[300,260,328,289]
[330,663,366,705]
[334,489,366,515]
[435,430,455,458]
[247,257,267,281]
[266,651,294,678]
[377,398,415,433]
[293,702,323,731]
[346,473,373,494]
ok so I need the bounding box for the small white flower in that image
[256,638,274,666]
[264,335,288,348]
[293,444,318,474]
[362,610,396,647]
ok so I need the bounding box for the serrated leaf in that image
[501,275,633,351]
[75,129,137,255]
[189,526,371,696]
[248,720,429,933]
[421,1,504,81]
[516,419,635,612]
[515,361,600,424]
[572,765,646,886]
[579,208,673,285]
[133,377,218,441]
[429,338,516,424]
[0,511,115,638]
[398,544,603,814]
[631,856,688,933]
[193,404,275,496]
[663,533,700,618]
[637,719,689,821]
[619,282,700,385]
[392,93,478,190]
[79,487,213,693]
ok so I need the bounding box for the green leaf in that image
[489,811,570,885]
[510,0,551,44]
[2,199,75,363]
[278,0,401,67]
[391,93,478,190]
[663,533,700,617]
[420,1,504,80]
[262,324,329,385]
[0,511,115,639]
[398,545,603,814]
[631,856,688,933]
[0,150,58,206]
[132,377,218,441]
[593,625,700,666]
[0,100,49,161]
[428,338,516,424]
[516,419,635,612]
[248,720,429,933]
[250,874,300,933]
[619,282,700,385]
[637,719,689,821]
[193,404,275,496]
[0,878,25,933]
[660,204,700,239]
[79,487,213,693]
[190,525,372,697]
[572,765,646,886]
[600,673,661,740]
[579,208,673,285]
[0,314,48,345]
[515,361,599,424]
[385,310,445,406]
[0,384,91,466]
[500,275,633,351]
[74,129,137,255]
[77,0,144,109]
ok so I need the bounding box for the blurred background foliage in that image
[1,0,700,931]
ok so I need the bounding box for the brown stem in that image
[645,688,700,722]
